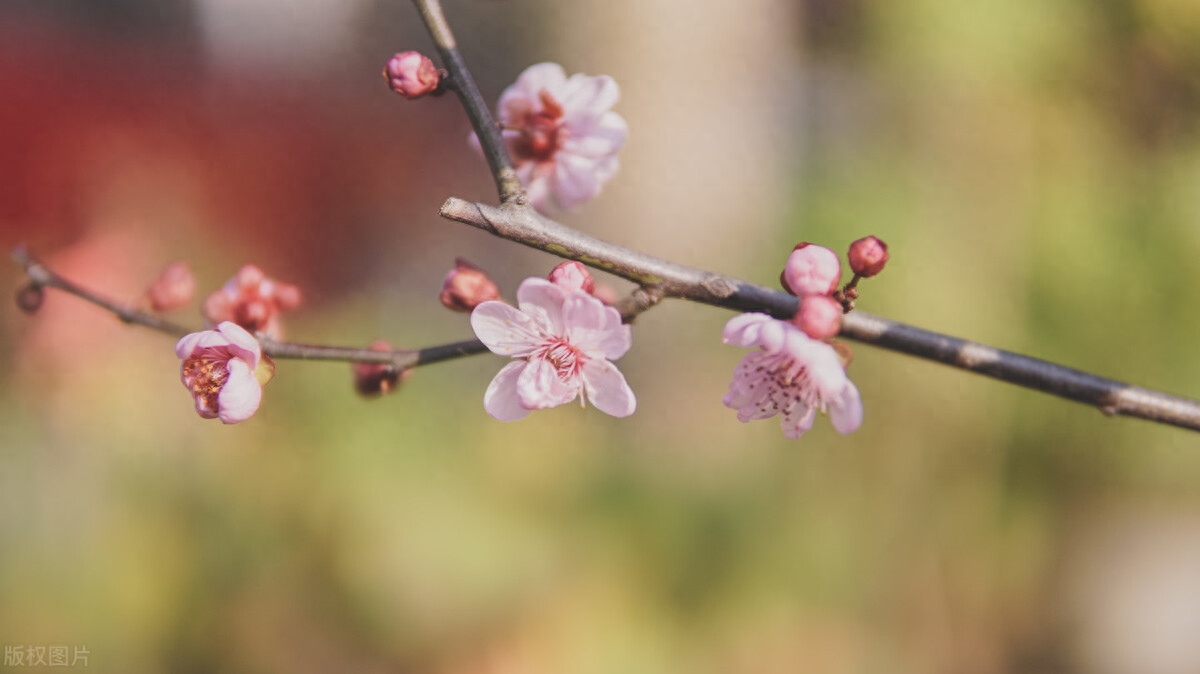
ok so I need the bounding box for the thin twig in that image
[437,199,1200,432]
[411,0,524,203]
[11,246,490,370]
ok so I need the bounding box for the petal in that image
[552,154,604,210]
[560,74,620,132]
[470,301,544,357]
[563,292,630,360]
[516,278,568,335]
[517,356,579,409]
[483,361,531,422]
[827,381,863,435]
[561,111,628,159]
[215,321,261,367]
[722,313,776,348]
[217,359,263,424]
[581,359,636,418]
[512,62,568,99]
[175,332,205,359]
[780,405,817,439]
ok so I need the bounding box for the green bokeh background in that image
[3,1,1200,672]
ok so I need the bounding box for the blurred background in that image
[2,0,1200,671]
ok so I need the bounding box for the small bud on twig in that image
[548,260,594,294]
[793,295,843,340]
[145,262,195,312]
[16,283,44,314]
[383,51,442,99]
[353,340,406,397]
[781,243,842,297]
[847,236,889,278]
[440,258,500,312]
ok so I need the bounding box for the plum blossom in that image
[470,277,635,421]
[440,258,500,312]
[145,262,195,312]
[722,313,862,439]
[383,51,441,98]
[202,264,301,337]
[548,260,594,294]
[176,322,274,424]
[473,62,628,214]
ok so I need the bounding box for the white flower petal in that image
[561,112,627,159]
[563,293,630,360]
[722,313,776,347]
[484,361,531,422]
[552,154,604,211]
[828,381,863,435]
[561,74,620,131]
[217,359,262,424]
[516,278,568,335]
[470,301,543,356]
[581,359,636,418]
[517,356,578,409]
[780,405,817,439]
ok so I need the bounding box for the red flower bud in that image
[792,294,843,340]
[353,340,407,396]
[440,258,500,312]
[548,261,594,294]
[145,261,195,312]
[847,236,889,278]
[15,283,44,314]
[383,51,441,99]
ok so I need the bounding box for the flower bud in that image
[792,294,843,340]
[548,261,594,294]
[781,243,842,296]
[145,262,195,312]
[383,51,441,99]
[353,340,407,397]
[848,236,889,278]
[440,258,500,312]
[15,283,44,314]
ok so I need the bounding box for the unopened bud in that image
[847,236,889,278]
[440,258,500,312]
[781,243,842,296]
[353,340,406,396]
[383,51,442,99]
[16,283,44,314]
[548,261,594,294]
[145,261,195,312]
[793,294,843,340]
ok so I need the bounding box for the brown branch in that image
[437,199,1200,432]
[11,246,489,371]
[411,0,524,204]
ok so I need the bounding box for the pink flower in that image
[470,277,635,421]
[202,264,301,337]
[383,51,441,98]
[722,313,862,439]
[781,243,842,297]
[473,63,628,214]
[176,322,274,424]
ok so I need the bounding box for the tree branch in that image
[411,0,524,203]
[11,246,489,371]
[437,199,1200,432]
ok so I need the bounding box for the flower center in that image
[742,353,823,417]
[515,90,567,162]
[542,338,584,381]
[183,354,229,411]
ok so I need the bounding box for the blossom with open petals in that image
[176,322,274,424]
[722,313,862,439]
[470,277,635,421]
[473,63,628,214]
